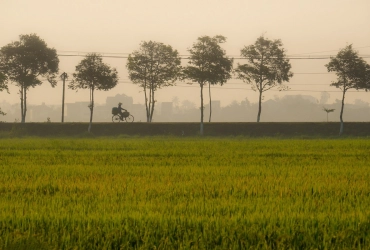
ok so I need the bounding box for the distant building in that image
[106,94,133,110]
[65,102,90,122]
[29,103,60,122]
[94,105,113,122]
[161,102,173,121]
[131,103,147,122]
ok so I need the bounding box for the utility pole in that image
[60,72,68,123]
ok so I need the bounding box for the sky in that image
[1,0,370,108]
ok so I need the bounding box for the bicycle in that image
[112,108,134,122]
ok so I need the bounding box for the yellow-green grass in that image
[0,137,369,249]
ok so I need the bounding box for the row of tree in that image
[1,34,370,135]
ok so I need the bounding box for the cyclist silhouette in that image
[112,103,134,122]
[118,102,127,117]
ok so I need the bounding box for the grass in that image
[0,137,369,249]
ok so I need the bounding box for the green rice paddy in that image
[0,137,369,249]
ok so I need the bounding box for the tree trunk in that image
[147,84,152,122]
[257,58,264,123]
[23,88,27,123]
[208,83,212,122]
[20,86,27,123]
[150,87,155,122]
[200,83,204,135]
[257,89,262,122]
[20,86,24,123]
[88,87,94,133]
[144,83,150,123]
[339,88,346,136]
[61,73,66,123]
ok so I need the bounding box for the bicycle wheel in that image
[112,115,121,122]
[125,115,134,122]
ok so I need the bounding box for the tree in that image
[0,72,7,91]
[0,34,59,123]
[0,72,8,116]
[69,53,118,132]
[127,41,181,122]
[322,107,335,122]
[325,45,370,135]
[235,36,293,122]
[183,35,233,135]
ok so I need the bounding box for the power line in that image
[289,45,370,56]
[52,73,334,83]
[32,77,369,93]
[56,45,370,58]
[57,54,370,60]
[174,85,369,93]
[58,50,130,55]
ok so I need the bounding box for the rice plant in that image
[0,137,369,249]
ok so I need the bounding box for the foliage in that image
[70,53,118,132]
[70,53,118,91]
[235,36,293,122]
[183,35,233,133]
[0,34,59,123]
[0,72,8,93]
[323,107,335,122]
[0,72,8,116]
[323,107,335,113]
[326,45,370,91]
[325,45,370,135]
[127,41,181,122]
[0,137,370,249]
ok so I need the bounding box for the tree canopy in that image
[0,72,8,92]
[325,44,370,135]
[0,72,8,116]
[183,35,233,134]
[127,41,181,122]
[70,53,118,132]
[0,34,59,122]
[235,36,293,122]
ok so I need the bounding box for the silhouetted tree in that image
[235,36,293,122]
[325,45,370,135]
[69,53,118,132]
[0,72,7,90]
[183,35,233,135]
[0,72,8,115]
[323,107,335,122]
[0,34,59,122]
[127,41,181,122]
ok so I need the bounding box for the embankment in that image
[0,122,369,137]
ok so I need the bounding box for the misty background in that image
[1,0,370,122]
[1,92,369,123]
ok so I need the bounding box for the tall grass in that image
[0,137,369,249]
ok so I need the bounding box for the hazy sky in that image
[1,0,370,107]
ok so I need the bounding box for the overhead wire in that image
[52,46,370,96]
[40,77,368,93]
[56,45,370,58]
[57,54,370,59]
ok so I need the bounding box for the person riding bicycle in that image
[118,102,128,119]
[112,102,134,122]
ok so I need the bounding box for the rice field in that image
[0,137,369,249]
